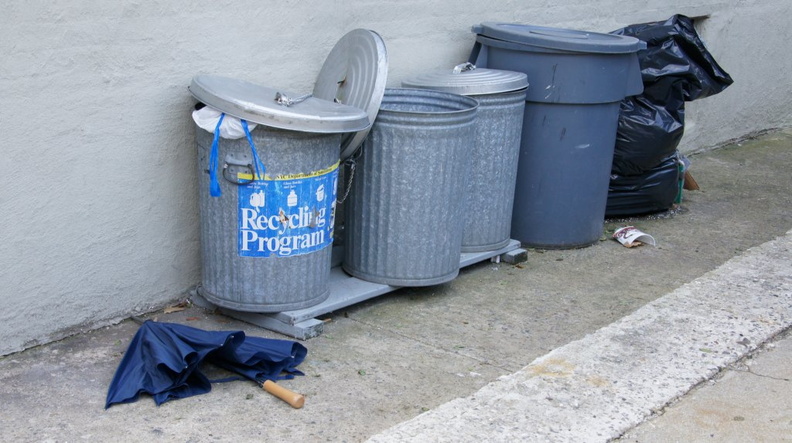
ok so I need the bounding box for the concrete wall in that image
[2,0,790,356]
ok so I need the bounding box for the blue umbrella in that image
[105,321,307,409]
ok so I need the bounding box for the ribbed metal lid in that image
[401,63,528,96]
[472,22,645,54]
[313,29,388,159]
[189,75,370,134]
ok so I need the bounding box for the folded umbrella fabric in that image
[105,321,306,408]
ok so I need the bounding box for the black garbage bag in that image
[606,153,681,218]
[612,94,685,176]
[610,14,733,176]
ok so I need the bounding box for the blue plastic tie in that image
[241,119,266,181]
[208,113,226,197]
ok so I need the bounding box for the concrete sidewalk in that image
[0,128,790,442]
[368,228,792,441]
[619,329,792,442]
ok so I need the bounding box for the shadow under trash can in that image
[189,75,369,312]
[343,88,478,286]
[402,64,528,252]
[469,22,645,248]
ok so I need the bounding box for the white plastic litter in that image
[191,105,257,139]
[613,226,657,248]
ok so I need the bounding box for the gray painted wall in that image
[2,0,790,356]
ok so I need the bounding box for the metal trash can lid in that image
[189,75,370,134]
[313,29,388,159]
[472,22,645,54]
[401,63,528,96]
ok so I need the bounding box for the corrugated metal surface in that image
[196,126,340,312]
[460,89,526,252]
[312,28,389,160]
[189,75,369,133]
[343,88,477,286]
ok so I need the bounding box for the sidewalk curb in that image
[368,230,792,442]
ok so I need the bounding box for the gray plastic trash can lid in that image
[472,22,645,54]
[313,29,388,159]
[401,63,528,96]
[189,75,370,134]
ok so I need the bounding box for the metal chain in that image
[274,92,312,107]
[337,145,364,204]
[336,159,356,204]
[453,62,476,74]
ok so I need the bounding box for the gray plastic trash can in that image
[189,75,369,312]
[470,23,646,248]
[343,88,478,286]
[403,65,528,252]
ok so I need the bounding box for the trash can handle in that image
[208,116,266,196]
[222,162,257,185]
[221,119,266,185]
[528,29,589,40]
[453,62,476,74]
[274,91,312,107]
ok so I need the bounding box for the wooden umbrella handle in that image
[262,380,305,409]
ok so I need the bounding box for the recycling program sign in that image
[237,163,338,257]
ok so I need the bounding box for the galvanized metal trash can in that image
[189,75,369,312]
[470,23,646,249]
[343,88,478,286]
[311,29,389,265]
[313,28,389,162]
[403,64,528,252]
